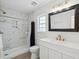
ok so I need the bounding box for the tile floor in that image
[12,52,31,59]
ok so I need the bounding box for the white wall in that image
[29,0,79,45]
[0,9,29,51]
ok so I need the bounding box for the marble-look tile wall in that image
[0,16,28,51]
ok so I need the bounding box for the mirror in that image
[48,4,79,32]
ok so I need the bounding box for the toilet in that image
[30,46,39,59]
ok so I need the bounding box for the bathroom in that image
[0,0,79,59]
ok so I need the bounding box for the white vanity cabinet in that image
[39,39,79,59]
[62,54,74,59]
[40,46,49,59]
[40,46,74,59]
[49,49,62,59]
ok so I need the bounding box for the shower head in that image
[3,12,6,14]
[0,9,6,14]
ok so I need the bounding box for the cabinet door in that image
[40,46,49,59]
[63,54,75,59]
[49,49,62,59]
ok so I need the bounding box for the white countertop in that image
[40,38,79,50]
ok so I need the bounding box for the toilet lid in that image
[30,46,39,50]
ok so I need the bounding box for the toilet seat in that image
[30,46,39,51]
[30,46,39,52]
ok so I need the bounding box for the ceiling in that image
[0,0,53,13]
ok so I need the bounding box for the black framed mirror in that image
[48,4,79,32]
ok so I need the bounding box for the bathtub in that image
[4,46,29,59]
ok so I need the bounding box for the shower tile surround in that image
[0,9,29,51]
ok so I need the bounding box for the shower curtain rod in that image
[0,15,26,21]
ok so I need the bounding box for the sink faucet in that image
[56,34,64,41]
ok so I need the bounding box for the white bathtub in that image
[4,46,29,59]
